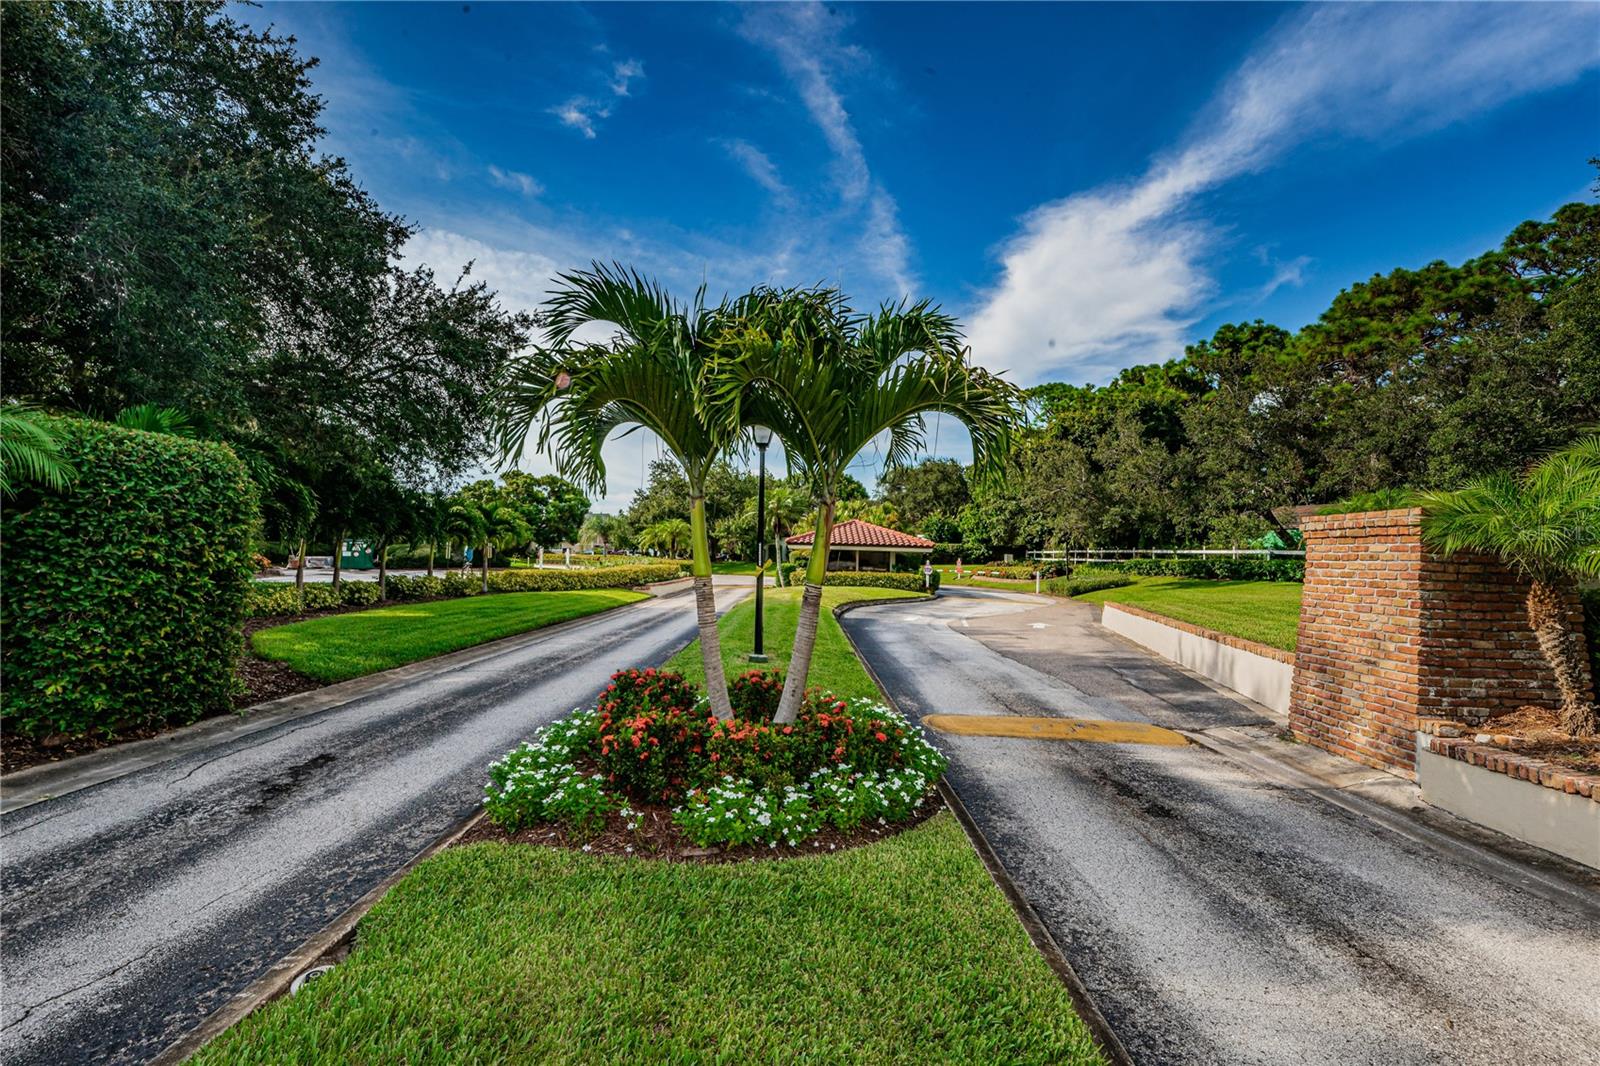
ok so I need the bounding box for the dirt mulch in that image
[1476,705,1600,775]
[458,792,947,864]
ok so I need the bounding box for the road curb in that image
[150,807,488,1065]
[2,591,678,813]
[836,603,1135,1066]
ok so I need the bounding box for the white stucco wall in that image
[1100,603,1293,715]
[1416,744,1599,869]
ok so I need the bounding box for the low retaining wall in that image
[1100,603,1294,714]
[1416,735,1599,869]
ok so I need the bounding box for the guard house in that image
[786,519,935,572]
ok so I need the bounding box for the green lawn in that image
[193,813,1105,1065]
[711,559,762,575]
[251,589,647,682]
[666,584,924,701]
[1076,577,1303,652]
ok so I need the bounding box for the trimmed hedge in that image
[2,418,259,737]
[1086,556,1304,582]
[1042,572,1136,597]
[778,565,939,593]
[245,563,689,619]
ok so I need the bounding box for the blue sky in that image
[243,1,1599,508]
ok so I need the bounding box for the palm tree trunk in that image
[481,544,490,594]
[378,540,390,600]
[332,528,345,589]
[691,493,735,719]
[1528,580,1597,736]
[427,542,435,578]
[775,500,834,724]
[295,536,307,604]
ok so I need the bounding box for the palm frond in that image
[1,405,75,495]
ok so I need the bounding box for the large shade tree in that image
[707,289,1024,723]
[493,264,748,718]
[1417,435,1600,737]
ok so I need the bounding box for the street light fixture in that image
[749,425,774,663]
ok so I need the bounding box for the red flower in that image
[782,726,793,735]
[875,731,888,743]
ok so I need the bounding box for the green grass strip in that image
[666,585,925,701]
[194,815,1106,1065]
[251,589,647,682]
[1076,577,1303,652]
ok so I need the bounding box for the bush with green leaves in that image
[483,669,946,847]
[776,566,939,593]
[1084,556,1304,582]
[2,417,258,737]
[1042,572,1136,597]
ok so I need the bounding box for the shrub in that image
[776,567,939,593]
[486,562,687,593]
[2,417,258,737]
[1086,556,1304,582]
[483,669,946,847]
[1042,572,1136,597]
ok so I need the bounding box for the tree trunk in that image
[331,528,345,590]
[691,493,735,719]
[775,499,834,724]
[481,544,490,594]
[378,540,390,600]
[1527,580,1597,737]
[427,542,435,578]
[295,536,307,605]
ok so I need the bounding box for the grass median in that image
[199,581,1109,1065]
[666,584,925,701]
[250,589,647,682]
[1076,576,1302,651]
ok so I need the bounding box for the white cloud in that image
[968,2,1600,385]
[1256,254,1311,302]
[738,2,915,297]
[549,96,609,139]
[487,164,542,197]
[721,138,791,200]
[610,58,645,98]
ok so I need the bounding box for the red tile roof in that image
[786,519,935,550]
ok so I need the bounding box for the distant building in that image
[786,519,934,572]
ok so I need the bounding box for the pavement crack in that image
[2,941,165,1032]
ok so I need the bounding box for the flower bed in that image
[482,668,946,853]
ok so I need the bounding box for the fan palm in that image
[492,263,747,718]
[1,404,74,496]
[1417,435,1600,736]
[114,403,196,438]
[706,288,1024,722]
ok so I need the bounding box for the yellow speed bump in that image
[923,715,1189,747]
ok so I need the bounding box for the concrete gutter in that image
[149,808,487,1064]
[1,590,678,814]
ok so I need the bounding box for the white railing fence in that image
[1027,547,1306,563]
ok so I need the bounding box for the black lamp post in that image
[750,425,773,662]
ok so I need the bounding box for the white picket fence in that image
[1027,547,1305,564]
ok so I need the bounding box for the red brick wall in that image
[1289,508,1592,777]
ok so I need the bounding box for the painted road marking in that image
[923,715,1190,746]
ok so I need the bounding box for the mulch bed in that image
[458,792,947,864]
[1475,705,1600,775]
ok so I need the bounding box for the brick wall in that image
[1289,508,1592,777]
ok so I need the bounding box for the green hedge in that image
[778,565,939,593]
[1042,573,1135,597]
[245,563,689,619]
[2,418,259,737]
[1085,556,1305,582]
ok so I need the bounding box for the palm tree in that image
[1,404,74,496]
[639,518,692,557]
[114,404,196,437]
[580,512,624,555]
[744,483,808,586]
[480,500,533,592]
[445,500,487,581]
[1417,434,1600,736]
[706,288,1024,722]
[492,264,747,718]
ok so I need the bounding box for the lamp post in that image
[750,425,773,662]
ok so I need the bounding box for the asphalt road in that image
[0,584,744,1065]
[843,588,1600,1066]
